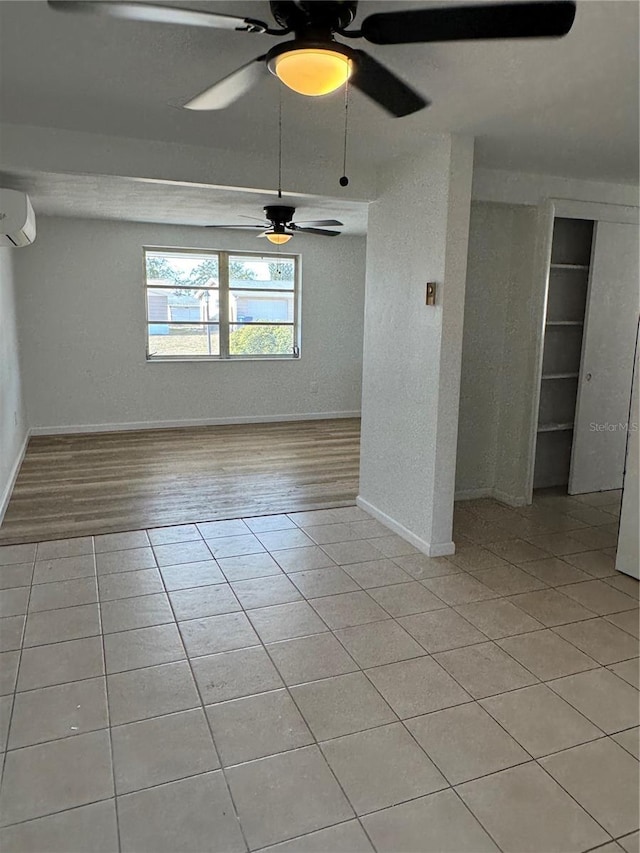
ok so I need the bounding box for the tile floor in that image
[0,493,638,852]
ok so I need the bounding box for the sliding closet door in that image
[569,221,640,494]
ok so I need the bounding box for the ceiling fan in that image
[48,0,577,117]
[206,205,342,244]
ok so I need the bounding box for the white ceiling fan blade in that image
[239,214,270,223]
[184,56,268,111]
[47,1,268,31]
[293,219,343,227]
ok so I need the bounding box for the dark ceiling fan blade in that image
[47,1,270,31]
[205,224,266,230]
[293,219,344,227]
[184,55,268,110]
[292,227,341,236]
[360,1,577,45]
[350,50,429,117]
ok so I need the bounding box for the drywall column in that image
[615,331,639,579]
[494,203,540,504]
[358,135,474,556]
[0,247,27,521]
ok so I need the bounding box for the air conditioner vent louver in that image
[0,189,36,248]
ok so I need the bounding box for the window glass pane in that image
[145,251,219,289]
[228,255,295,291]
[229,324,294,356]
[229,290,294,324]
[147,324,220,357]
[145,250,298,360]
[147,288,219,324]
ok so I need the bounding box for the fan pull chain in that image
[277,87,283,200]
[339,78,350,188]
[276,88,283,256]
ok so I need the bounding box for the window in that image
[144,248,299,360]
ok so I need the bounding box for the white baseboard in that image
[492,489,528,507]
[0,428,30,526]
[454,487,529,508]
[30,411,361,436]
[356,496,456,557]
[454,488,494,502]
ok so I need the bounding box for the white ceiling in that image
[0,0,637,228]
[0,169,370,232]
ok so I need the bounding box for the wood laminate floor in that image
[0,419,361,545]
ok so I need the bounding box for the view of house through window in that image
[144,248,299,359]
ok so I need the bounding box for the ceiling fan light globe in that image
[266,232,292,245]
[273,48,352,97]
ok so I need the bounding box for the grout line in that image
[251,620,401,852]
[533,755,617,844]
[154,558,252,853]
[0,709,622,841]
[7,567,638,646]
[0,550,37,793]
[547,621,640,667]
[0,794,117,832]
[544,671,640,724]
[111,765,244,801]
[5,685,623,764]
[442,787,507,853]
[6,599,638,697]
[95,550,123,853]
[602,614,640,641]
[616,830,640,846]
[488,631,602,680]
[249,817,377,853]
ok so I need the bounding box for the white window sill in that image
[145,356,301,363]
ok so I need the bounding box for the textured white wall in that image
[358,135,474,555]
[0,248,27,519]
[15,217,366,431]
[456,201,541,504]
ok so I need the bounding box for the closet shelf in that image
[546,320,584,326]
[537,422,574,433]
[542,372,579,380]
[550,263,590,270]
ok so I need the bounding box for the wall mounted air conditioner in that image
[0,189,36,247]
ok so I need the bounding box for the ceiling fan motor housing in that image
[264,205,296,225]
[269,1,358,34]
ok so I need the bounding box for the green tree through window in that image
[229,325,293,355]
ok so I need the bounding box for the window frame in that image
[143,246,301,362]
